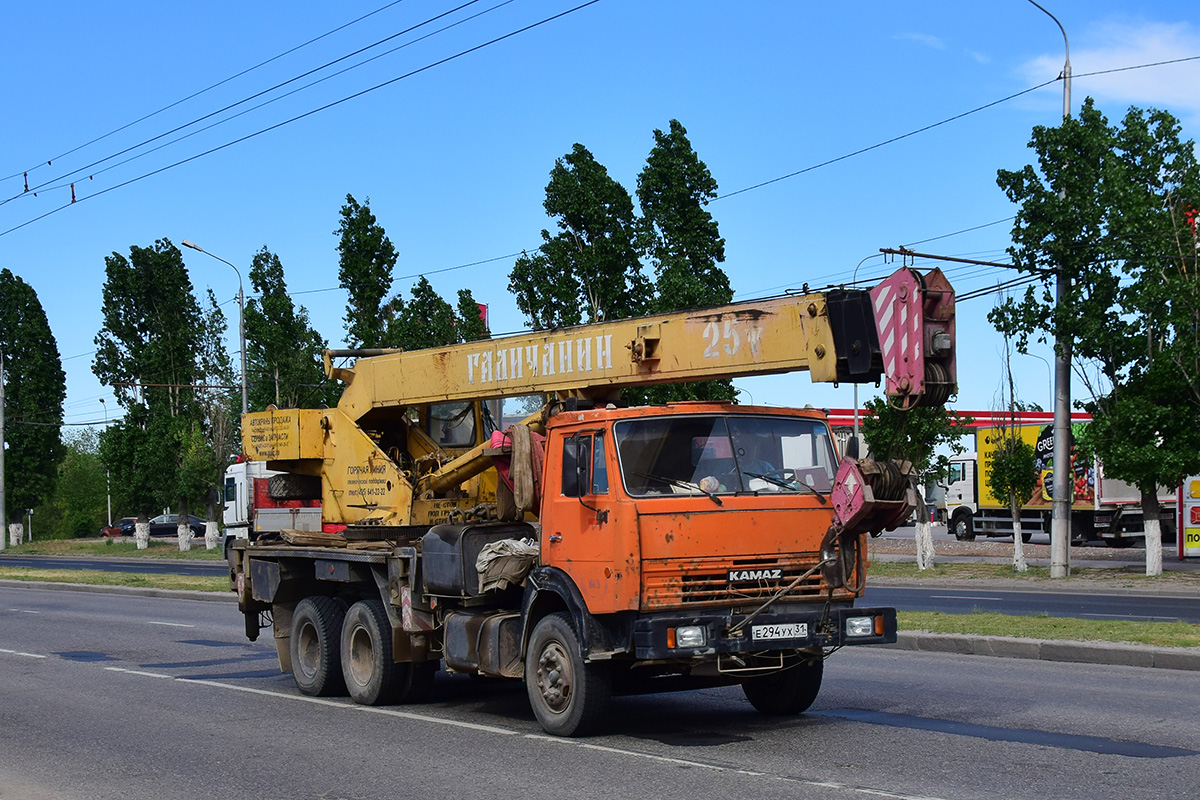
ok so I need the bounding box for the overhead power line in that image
[1,0,411,185]
[0,0,603,239]
[3,0,499,206]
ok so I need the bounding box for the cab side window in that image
[562,432,609,497]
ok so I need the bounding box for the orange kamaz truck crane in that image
[229,266,956,735]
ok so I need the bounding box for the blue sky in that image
[3,0,1198,430]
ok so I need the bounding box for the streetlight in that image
[181,240,248,414]
[1027,0,1073,578]
[1021,351,1053,412]
[99,398,111,527]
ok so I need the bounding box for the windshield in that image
[614,414,837,497]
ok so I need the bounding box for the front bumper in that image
[631,605,896,660]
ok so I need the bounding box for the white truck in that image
[222,459,322,557]
[943,423,1176,547]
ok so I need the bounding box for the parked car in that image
[148,514,205,537]
[100,517,138,537]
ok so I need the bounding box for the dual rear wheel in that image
[289,596,435,704]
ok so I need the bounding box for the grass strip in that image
[0,567,228,594]
[900,610,1200,649]
[870,560,1200,587]
[5,539,225,560]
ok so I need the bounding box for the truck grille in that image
[641,555,855,609]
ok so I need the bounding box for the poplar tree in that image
[244,246,333,410]
[0,269,67,529]
[93,239,210,528]
[337,194,398,349]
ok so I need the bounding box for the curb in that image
[887,631,1200,672]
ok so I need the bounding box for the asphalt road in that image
[1,585,1197,800]
[0,555,228,577]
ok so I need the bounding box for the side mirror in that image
[844,436,860,460]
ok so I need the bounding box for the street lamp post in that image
[1027,0,1073,578]
[99,398,111,527]
[181,240,248,414]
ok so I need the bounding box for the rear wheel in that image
[525,612,610,737]
[742,657,823,715]
[290,596,347,697]
[341,598,436,705]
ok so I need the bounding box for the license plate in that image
[751,622,808,641]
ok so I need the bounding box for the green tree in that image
[509,123,737,404]
[33,428,107,539]
[638,120,730,311]
[0,268,67,529]
[392,276,458,349]
[244,246,334,410]
[861,398,970,570]
[455,289,490,343]
[93,239,211,534]
[637,120,735,403]
[336,194,398,348]
[509,144,649,329]
[992,98,1200,575]
[388,278,491,350]
[986,431,1038,572]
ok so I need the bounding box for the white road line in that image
[361,705,519,735]
[164,675,952,800]
[147,621,195,628]
[175,678,350,708]
[929,595,1002,601]
[8,608,40,613]
[0,647,46,659]
[105,667,173,679]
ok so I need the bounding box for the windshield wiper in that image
[634,471,723,505]
[744,471,827,504]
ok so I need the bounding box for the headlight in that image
[673,625,707,648]
[845,616,875,637]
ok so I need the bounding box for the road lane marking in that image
[8,608,39,613]
[147,621,195,628]
[176,678,350,708]
[176,676,952,799]
[929,595,1002,601]
[361,705,519,735]
[0,648,46,659]
[105,667,173,679]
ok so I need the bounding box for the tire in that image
[290,596,347,697]
[525,612,610,737]
[1021,531,1032,544]
[742,657,824,715]
[951,511,975,541]
[268,473,322,501]
[340,599,437,705]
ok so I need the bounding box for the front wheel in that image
[525,612,610,737]
[951,511,975,541]
[742,657,824,715]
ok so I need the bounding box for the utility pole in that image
[1028,0,1073,578]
